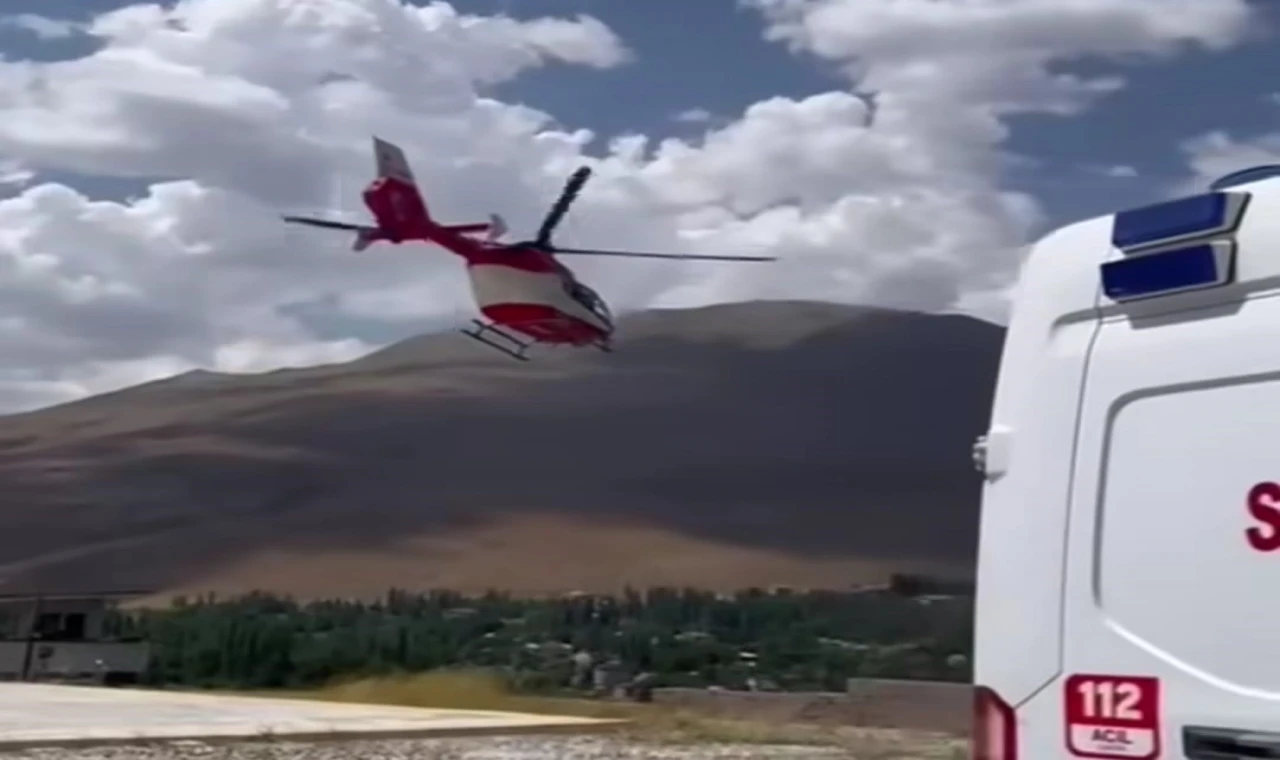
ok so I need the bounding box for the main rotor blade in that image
[535,166,592,247]
[553,246,777,262]
[282,215,366,231]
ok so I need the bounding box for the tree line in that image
[106,579,974,694]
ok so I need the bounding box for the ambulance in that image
[971,164,1280,760]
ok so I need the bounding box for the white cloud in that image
[1179,130,1280,193]
[675,108,713,124]
[0,14,81,40]
[506,14,632,68]
[0,0,1261,412]
[0,159,34,188]
[1083,164,1138,178]
[749,0,1252,112]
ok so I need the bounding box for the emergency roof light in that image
[1110,191,1249,253]
[1101,241,1234,303]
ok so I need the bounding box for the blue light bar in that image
[1110,191,1248,252]
[1210,165,1280,191]
[1101,242,1234,302]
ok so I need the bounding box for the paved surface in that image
[0,736,868,760]
[0,684,622,748]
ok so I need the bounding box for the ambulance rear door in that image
[1063,184,1280,760]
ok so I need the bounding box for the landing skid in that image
[462,320,531,361]
[462,319,615,361]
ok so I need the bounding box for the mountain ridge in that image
[0,300,1003,599]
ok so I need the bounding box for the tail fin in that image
[372,136,415,184]
[370,135,430,223]
[487,213,507,241]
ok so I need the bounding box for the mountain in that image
[0,300,1004,600]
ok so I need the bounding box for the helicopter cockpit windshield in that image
[567,280,611,324]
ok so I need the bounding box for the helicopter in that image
[282,137,776,361]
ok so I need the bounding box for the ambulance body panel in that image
[972,165,1280,760]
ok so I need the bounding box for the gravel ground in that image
[0,732,967,760]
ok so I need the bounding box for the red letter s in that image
[1247,481,1280,552]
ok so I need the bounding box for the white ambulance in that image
[971,164,1280,760]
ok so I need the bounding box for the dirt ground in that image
[649,681,972,737]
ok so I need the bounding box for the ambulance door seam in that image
[1016,297,1106,710]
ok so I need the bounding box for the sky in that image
[0,0,1277,412]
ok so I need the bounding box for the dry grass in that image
[245,669,653,733]
[232,670,968,757]
[260,670,628,718]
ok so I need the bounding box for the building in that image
[591,657,630,697]
[0,591,152,684]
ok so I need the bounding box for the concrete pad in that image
[0,683,625,749]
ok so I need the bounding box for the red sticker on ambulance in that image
[1064,675,1160,759]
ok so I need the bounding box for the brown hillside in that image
[0,300,1003,598]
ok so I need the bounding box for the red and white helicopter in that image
[283,137,775,361]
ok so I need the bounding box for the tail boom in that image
[294,137,507,261]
